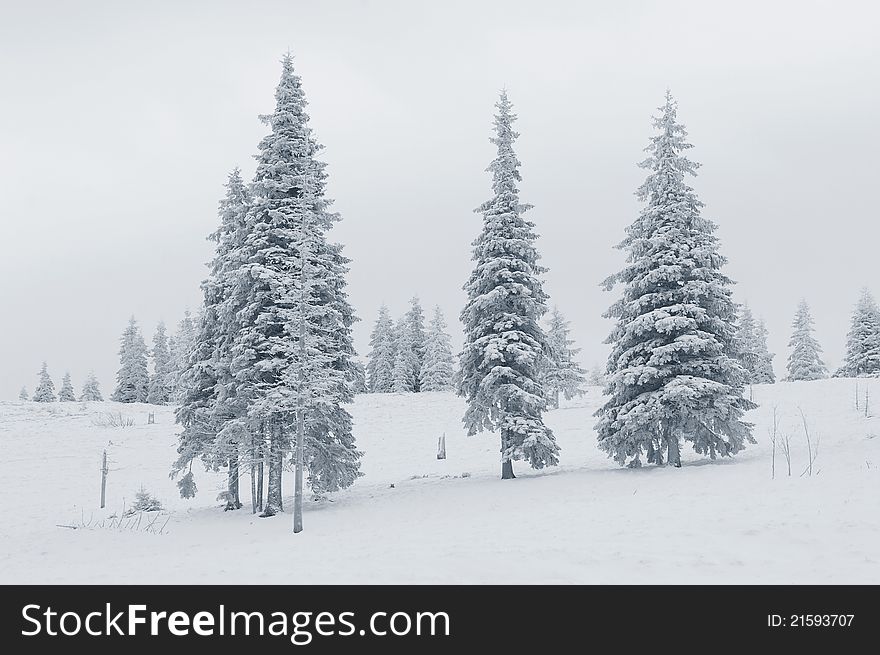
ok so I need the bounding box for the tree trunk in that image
[500,429,516,479]
[257,461,264,512]
[250,459,257,514]
[256,424,265,512]
[647,439,664,465]
[666,431,681,468]
[551,390,559,410]
[225,454,242,510]
[501,459,515,479]
[261,421,283,517]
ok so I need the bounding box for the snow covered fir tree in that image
[835,288,880,378]
[111,316,150,403]
[543,306,587,408]
[458,90,559,480]
[174,54,362,519]
[391,327,418,393]
[403,297,427,391]
[79,372,103,402]
[391,315,419,393]
[753,319,776,384]
[365,299,436,394]
[174,169,251,511]
[366,305,396,393]
[58,372,76,402]
[786,300,828,381]
[167,310,197,403]
[147,321,172,404]
[734,304,776,384]
[595,92,755,468]
[32,362,57,402]
[420,306,455,392]
[18,386,28,401]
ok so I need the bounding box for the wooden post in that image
[147,412,155,425]
[100,450,108,509]
[437,433,446,459]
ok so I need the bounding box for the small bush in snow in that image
[92,411,135,428]
[125,487,163,515]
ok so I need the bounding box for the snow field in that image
[0,378,877,583]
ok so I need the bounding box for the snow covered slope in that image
[1,379,878,584]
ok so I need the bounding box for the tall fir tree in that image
[596,92,755,468]
[734,304,775,384]
[366,305,396,392]
[404,296,427,390]
[543,306,587,408]
[213,168,258,509]
[734,303,760,382]
[836,288,880,377]
[458,91,559,479]
[32,362,57,402]
[111,316,150,403]
[147,321,172,404]
[420,306,455,392]
[223,54,361,515]
[58,372,76,401]
[786,300,828,381]
[19,386,29,401]
[80,371,104,402]
[167,310,197,403]
[391,316,418,393]
[175,169,253,510]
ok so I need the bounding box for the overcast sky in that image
[1,0,878,399]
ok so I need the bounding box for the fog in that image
[1,0,877,398]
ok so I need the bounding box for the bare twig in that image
[779,428,792,477]
[768,406,779,479]
[798,408,819,477]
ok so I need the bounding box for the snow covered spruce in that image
[147,321,172,405]
[543,306,588,409]
[365,300,455,393]
[420,306,456,392]
[458,91,559,480]
[80,372,103,402]
[32,362,57,403]
[835,288,880,378]
[734,303,775,386]
[111,316,150,403]
[786,299,828,381]
[596,92,756,469]
[172,54,362,523]
[58,372,76,402]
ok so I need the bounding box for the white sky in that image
[1,0,878,399]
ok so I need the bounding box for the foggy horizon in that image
[2,0,878,399]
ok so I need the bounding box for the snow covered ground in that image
[1,378,878,584]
